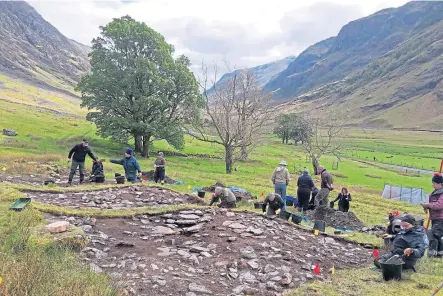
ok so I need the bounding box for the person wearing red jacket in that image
[421,173,443,257]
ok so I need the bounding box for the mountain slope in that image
[0,1,90,93]
[211,56,296,91]
[266,1,443,129]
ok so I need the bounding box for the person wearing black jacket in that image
[333,187,352,212]
[297,168,315,212]
[67,138,96,185]
[262,193,284,216]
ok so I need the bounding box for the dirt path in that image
[47,209,373,296]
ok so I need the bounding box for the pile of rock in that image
[27,186,205,209]
[360,225,386,235]
[3,128,17,136]
[54,208,372,295]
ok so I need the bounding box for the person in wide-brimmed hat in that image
[421,172,443,257]
[271,160,290,210]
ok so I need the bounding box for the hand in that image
[382,234,393,239]
[404,248,414,256]
[275,209,281,215]
[262,212,267,216]
[421,202,429,209]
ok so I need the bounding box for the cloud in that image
[28,0,409,75]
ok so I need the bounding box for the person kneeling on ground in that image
[110,149,142,183]
[209,187,236,208]
[333,187,352,212]
[421,172,443,257]
[376,215,428,270]
[89,159,105,183]
[262,193,284,216]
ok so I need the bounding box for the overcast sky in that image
[29,0,409,74]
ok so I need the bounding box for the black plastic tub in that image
[115,176,125,184]
[254,202,263,209]
[286,200,294,207]
[197,191,206,198]
[380,262,403,281]
[313,220,326,232]
[291,214,303,224]
[278,210,291,220]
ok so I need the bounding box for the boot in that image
[428,249,438,258]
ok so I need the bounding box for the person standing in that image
[110,149,142,183]
[421,173,443,257]
[271,160,290,210]
[314,165,333,210]
[67,138,96,186]
[262,193,284,216]
[297,168,314,212]
[333,187,352,212]
[154,152,166,184]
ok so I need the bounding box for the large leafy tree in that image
[76,16,202,157]
[274,113,311,145]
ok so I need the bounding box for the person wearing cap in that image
[297,168,315,212]
[154,152,166,184]
[375,215,428,270]
[262,193,284,216]
[67,138,97,185]
[314,165,334,210]
[421,173,443,257]
[110,149,142,183]
[271,160,290,210]
[209,186,236,208]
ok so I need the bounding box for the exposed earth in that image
[26,186,205,210]
[305,208,366,231]
[46,209,373,296]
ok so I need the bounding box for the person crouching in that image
[262,193,284,216]
[210,187,236,208]
[376,215,428,270]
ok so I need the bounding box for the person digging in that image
[314,165,333,216]
[154,152,166,184]
[67,138,97,186]
[376,215,428,270]
[262,193,284,217]
[421,173,443,258]
[209,187,236,208]
[89,159,105,183]
[110,149,142,183]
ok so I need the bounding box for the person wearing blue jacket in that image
[110,149,142,182]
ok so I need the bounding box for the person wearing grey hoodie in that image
[271,160,290,210]
[421,173,443,257]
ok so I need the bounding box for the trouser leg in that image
[68,161,79,182]
[78,161,85,183]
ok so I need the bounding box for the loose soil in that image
[46,209,372,296]
[142,170,176,184]
[27,186,205,210]
[305,208,366,230]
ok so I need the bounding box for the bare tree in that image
[188,63,274,174]
[302,117,347,174]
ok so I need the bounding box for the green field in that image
[1,80,443,296]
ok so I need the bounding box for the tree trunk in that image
[225,146,233,174]
[312,156,319,175]
[141,134,151,158]
[134,135,143,153]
